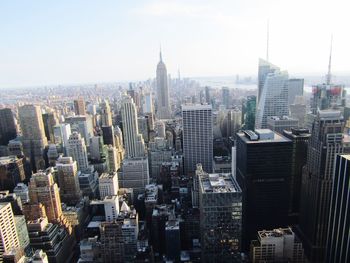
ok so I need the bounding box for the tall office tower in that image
[288,78,304,105]
[53,123,71,152]
[14,183,29,204]
[98,172,119,199]
[74,98,86,116]
[226,108,242,138]
[221,87,230,108]
[0,108,17,145]
[142,93,153,114]
[89,136,103,161]
[119,157,149,196]
[156,51,171,119]
[257,59,280,103]
[0,156,26,192]
[100,100,113,126]
[310,84,345,114]
[236,129,292,250]
[0,203,20,262]
[18,105,48,171]
[121,95,145,158]
[149,137,172,180]
[267,116,299,134]
[100,207,138,263]
[242,95,256,130]
[67,132,89,171]
[255,68,289,129]
[298,110,345,262]
[101,125,115,146]
[290,96,307,127]
[7,139,23,156]
[165,219,181,262]
[26,168,63,223]
[56,157,81,205]
[250,227,305,263]
[137,117,149,142]
[182,104,213,174]
[65,115,93,146]
[106,145,120,172]
[199,172,242,262]
[283,128,310,223]
[42,111,58,143]
[127,87,141,112]
[205,86,211,104]
[326,154,350,263]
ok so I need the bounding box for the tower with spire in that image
[156,48,171,119]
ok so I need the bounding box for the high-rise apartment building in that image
[198,170,242,262]
[298,110,345,262]
[18,105,48,171]
[0,108,17,146]
[288,78,304,105]
[182,104,213,174]
[74,98,86,116]
[156,51,171,119]
[236,129,292,250]
[326,154,350,263]
[121,95,145,158]
[67,132,89,171]
[99,172,119,199]
[255,66,289,129]
[250,227,304,263]
[56,156,81,205]
[0,202,20,262]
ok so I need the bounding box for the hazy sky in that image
[0,0,349,88]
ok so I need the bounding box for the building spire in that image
[266,19,270,61]
[159,44,163,62]
[326,35,333,85]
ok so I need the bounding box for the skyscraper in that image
[74,98,86,116]
[0,108,17,146]
[242,95,256,130]
[120,95,145,158]
[182,104,213,174]
[156,51,171,119]
[326,154,350,263]
[198,171,242,262]
[0,203,20,262]
[42,111,59,143]
[221,87,230,108]
[298,110,345,262]
[18,105,48,171]
[27,168,63,223]
[287,78,304,105]
[98,172,119,199]
[56,157,81,205]
[236,129,292,250]
[255,67,289,129]
[100,100,113,126]
[67,132,89,171]
[257,59,279,103]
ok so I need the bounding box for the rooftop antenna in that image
[266,19,270,61]
[159,43,163,62]
[326,35,333,85]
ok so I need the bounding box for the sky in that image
[0,0,349,88]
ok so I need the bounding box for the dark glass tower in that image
[0,108,17,146]
[326,154,350,263]
[236,129,292,251]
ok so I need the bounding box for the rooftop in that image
[238,129,291,144]
[0,155,19,165]
[181,104,212,111]
[200,173,241,193]
[258,227,294,240]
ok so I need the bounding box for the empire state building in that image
[156,51,171,119]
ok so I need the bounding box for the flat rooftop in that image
[200,173,241,193]
[258,227,293,240]
[181,104,212,111]
[0,156,18,165]
[341,154,350,161]
[238,129,291,144]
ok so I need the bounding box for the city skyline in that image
[1,0,349,88]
